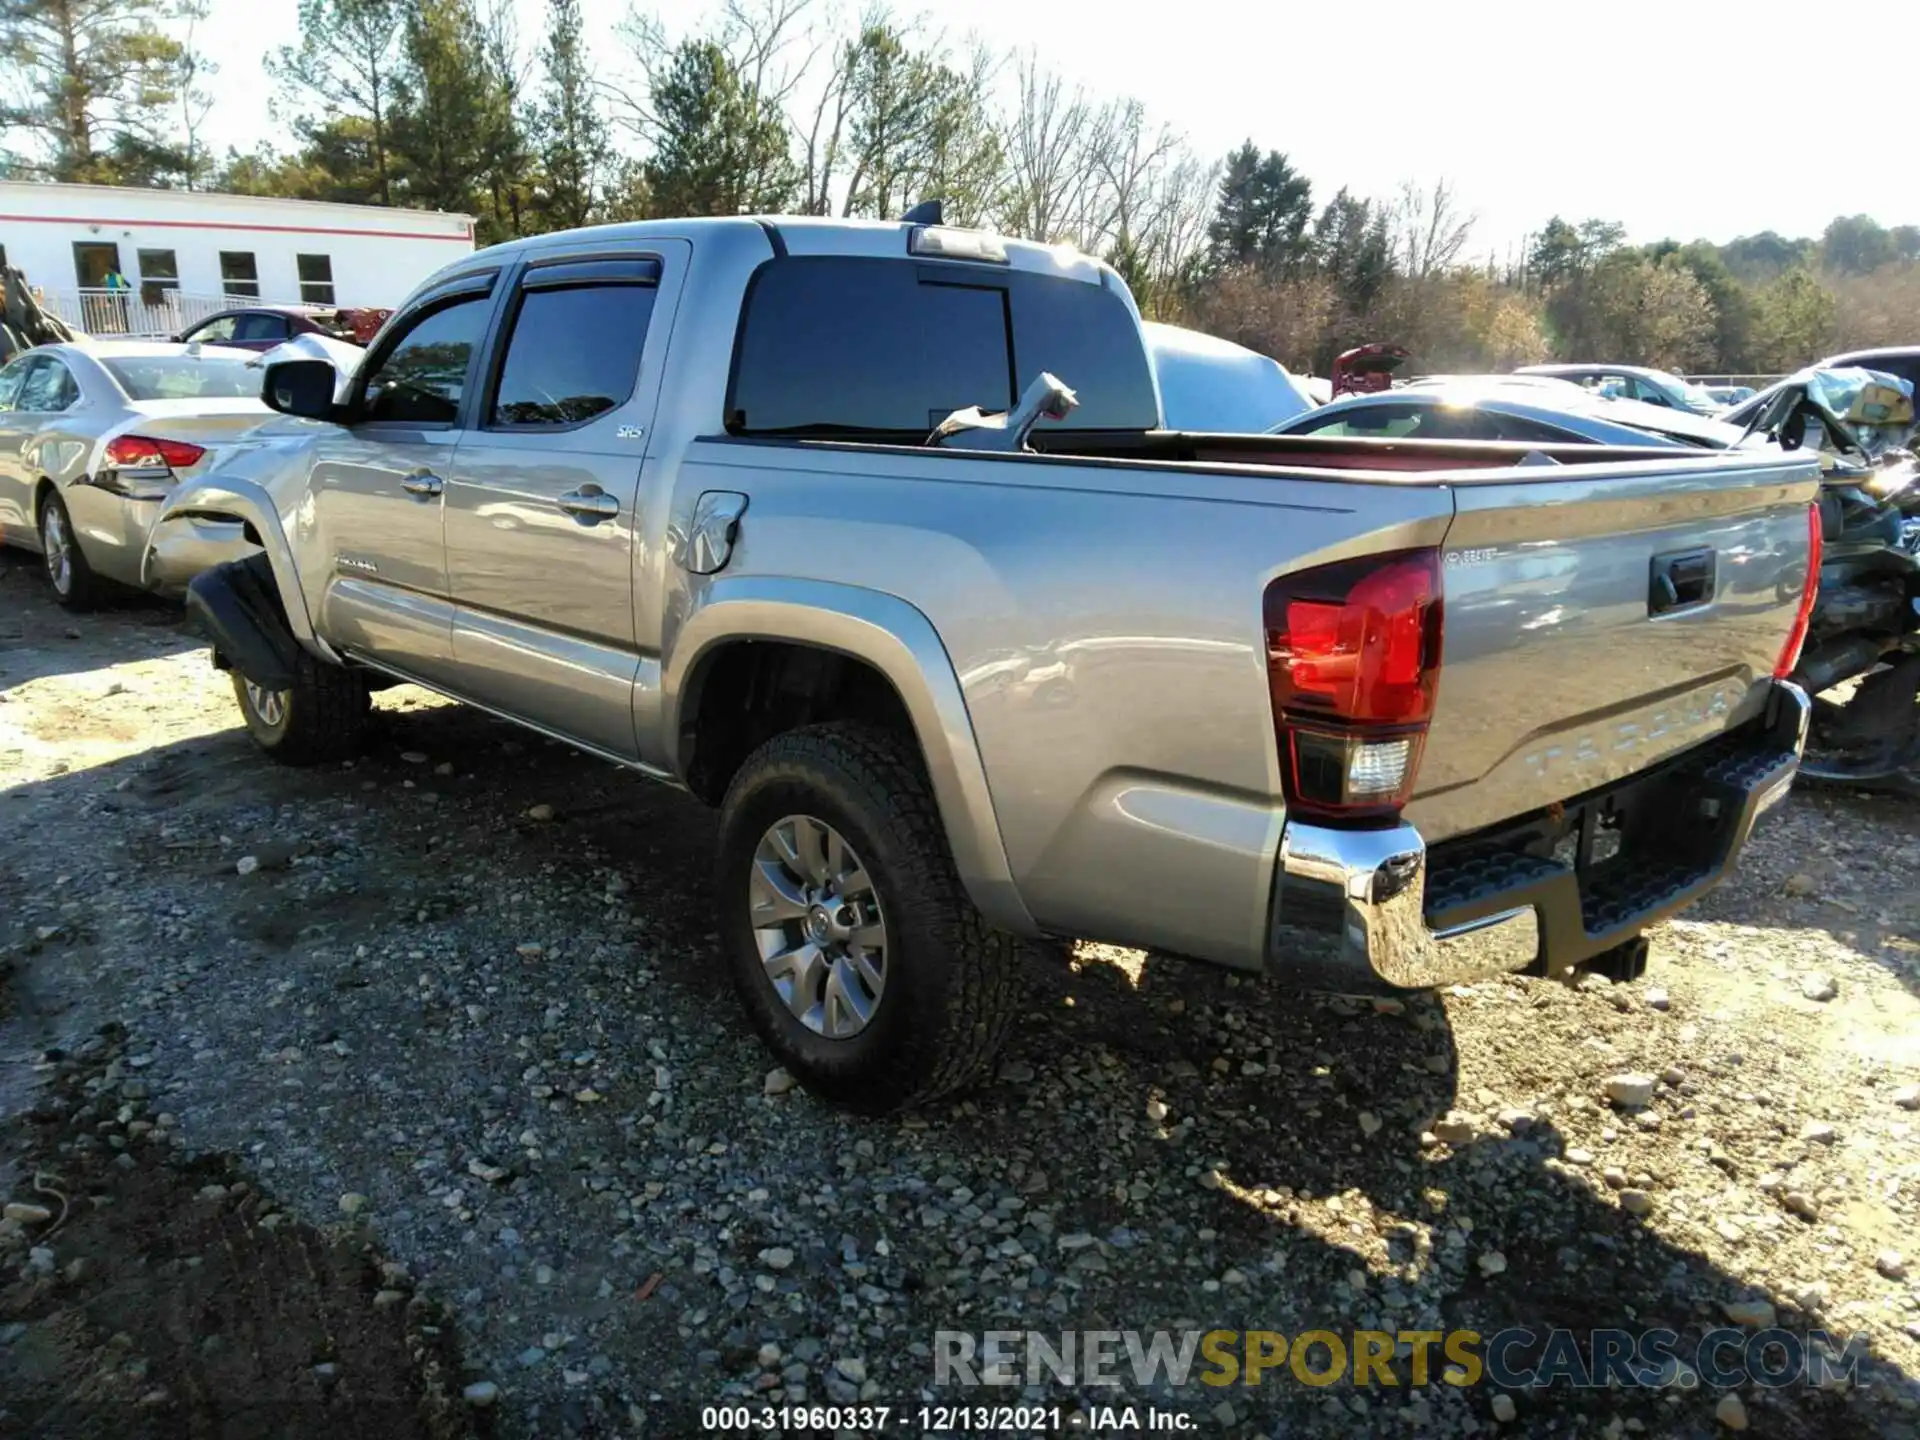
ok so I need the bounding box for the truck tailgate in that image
[1404,451,1818,843]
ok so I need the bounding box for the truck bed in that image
[692,432,1816,968]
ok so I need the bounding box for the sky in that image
[196,0,1912,258]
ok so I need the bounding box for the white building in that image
[0,181,474,336]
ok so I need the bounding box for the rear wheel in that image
[232,652,370,765]
[715,722,1020,1112]
[1799,658,1920,787]
[38,492,103,611]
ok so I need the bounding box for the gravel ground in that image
[2,546,1920,1439]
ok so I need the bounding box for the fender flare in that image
[662,576,1038,938]
[147,476,342,664]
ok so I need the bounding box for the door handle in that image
[1648,547,1716,615]
[558,486,621,523]
[400,471,443,498]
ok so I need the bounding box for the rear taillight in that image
[1774,501,1823,680]
[105,434,207,471]
[1265,548,1444,823]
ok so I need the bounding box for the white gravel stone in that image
[1799,972,1838,1002]
[1490,1393,1517,1423]
[1715,1392,1749,1430]
[1605,1074,1657,1108]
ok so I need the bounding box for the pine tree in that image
[266,0,407,204]
[0,0,186,183]
[643,40,794,217]
[1205,141,1313,277]
[389,0,496,219]
[530,0,609,230]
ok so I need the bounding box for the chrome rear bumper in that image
[1268,680,1810,991]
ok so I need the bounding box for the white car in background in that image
[1269,378,1759,449]
[1515,362,1724,415]
[1143,322,1317,430]
[0,341,271,607]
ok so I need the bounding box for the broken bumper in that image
[1268,680,1809,991]
[141,515,257,595]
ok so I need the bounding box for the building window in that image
[297,253,335,306]
[220,251,260,299]
[137,248,178,308]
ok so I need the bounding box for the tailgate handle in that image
[1649,547,1716,615]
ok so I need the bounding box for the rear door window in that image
[234,312,291,343]
[728,255,1158,436]
[17,358,76,412]
[489,269,659,427]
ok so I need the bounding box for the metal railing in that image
[36,288,300,340]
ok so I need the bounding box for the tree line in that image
[2,0,1914,377]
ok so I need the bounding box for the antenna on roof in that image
[901,199,944,225]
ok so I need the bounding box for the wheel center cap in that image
[805,905,833,944]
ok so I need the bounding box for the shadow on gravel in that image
[900,950,1917,1438]
[0,1025,481,1439]
[0,551,200,696]
[0,654,1915,1438]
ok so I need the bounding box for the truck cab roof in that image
[419,214,1118,298]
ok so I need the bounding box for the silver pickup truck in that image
[150,215,1819,1111]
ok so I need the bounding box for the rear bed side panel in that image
[674,441,1453,969]
[1406,454,1818,843]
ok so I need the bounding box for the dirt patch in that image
[0,1024,481,1439]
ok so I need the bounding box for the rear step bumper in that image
[1268,679,1810,991]
[184,553,303,692]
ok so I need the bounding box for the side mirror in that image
[263,359,340,421]
[1779,410,1807,451]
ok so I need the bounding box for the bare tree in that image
[716,0,818,105]
[1084,98,1182,251]
[997,50,1093,242]
[1394,176,1476,281]
[175,0,217,189]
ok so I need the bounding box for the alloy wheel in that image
[749,814,888,1039]
[40,504,71,596]
[244,679,288,728]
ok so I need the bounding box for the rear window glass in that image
[101,355,261,400]
[728,255,1158,435]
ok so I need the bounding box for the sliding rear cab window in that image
[728,255,1158,436]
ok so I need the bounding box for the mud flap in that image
[184,553,302,692]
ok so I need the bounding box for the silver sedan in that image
[1269,381,1757,449]
[0,341,271,608]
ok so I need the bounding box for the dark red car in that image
[1330,343,1410,399]
[173,305,390,352]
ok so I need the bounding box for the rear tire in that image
[715,722,1020,1112]
[38,492,103,612]
[232,652,370,765]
